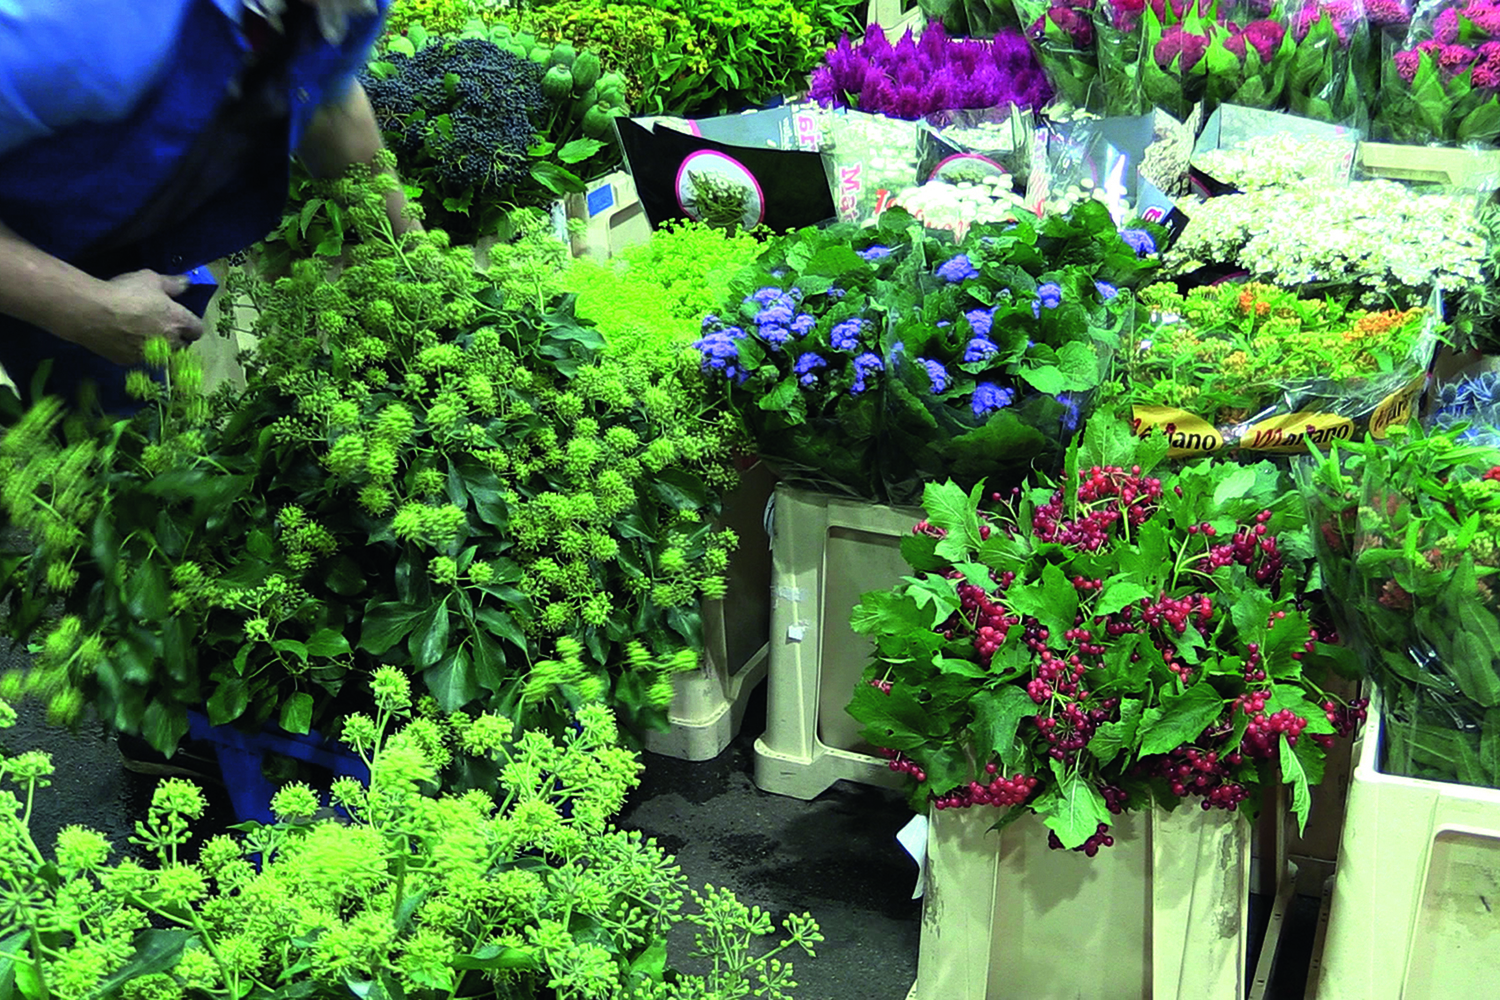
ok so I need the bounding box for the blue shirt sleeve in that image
[0,1,196,158]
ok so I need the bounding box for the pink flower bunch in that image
[1107,0,1192,32]
[1435,0,1500,42]
[1026,0,1097,46]
[1223,19,1288,62]
[1365,0,1411,27]
[1394,35,1500,88]
[1291,0,1361,44]
[810,23,1053,121]
[1153,24,1212,69]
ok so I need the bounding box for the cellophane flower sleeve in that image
[1279,0,1370,123]
[1372,0,1500,144]
[1014,0,1104,109]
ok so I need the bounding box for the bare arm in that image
[0,219,201,365]
[296,80,419,235]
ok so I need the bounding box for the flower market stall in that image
[2,0,1500,996]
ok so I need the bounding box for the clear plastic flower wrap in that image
[1189,104,1360,194]
[881,107,1038,238]
[1296,419,1500,788]
[1015,0,1104,110]
[1124,282,1442,458]
[1373,0,1500,144]
[819,109,923,223]
[1281,0,1371,124]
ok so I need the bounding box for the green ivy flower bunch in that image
[0,159,740,751]
[0,671,824,1000]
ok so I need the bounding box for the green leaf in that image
[387,34,416,57]
[972,686,1036,766]
[1088,697,1145,767]
[279,692,314,735]
[93,930,190,998]
[627,938,668,982]
[1213,465,1258,508]
[206,678,249,726]
[900,532,945,573]
[557,137,608,163]
[141,702,189,756]
[848,680,931,751]
[1137,683,1224,756]
[1017,364,1066,396]
[922,480,981,560]
[452,943,540,972]
[305,628,351,659]
[409,601,451,669]
[424,646,480,712]
[1483,709,1500,784]
[476,605,528,650]
[1003,563,1079,642]
[1094,579,1152,618]
[126,562,169,622]
[1043,758,1110,850]
[359,603,425,656]
[851,590,923,636]
[1280,733,1311,835]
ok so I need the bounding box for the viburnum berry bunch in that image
[849,418,1358,854]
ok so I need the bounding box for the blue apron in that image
[0,0,386,413]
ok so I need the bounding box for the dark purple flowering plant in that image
[879,199,1163,503]
[809,22,1053,120]
[1374,0,1500,143]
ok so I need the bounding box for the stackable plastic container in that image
[752,485,921,799]
[644,462,775,762]
[563,169,653,262]
[1315,697,1500,999]
[915,804,1252,1000]
[185,711,369,825]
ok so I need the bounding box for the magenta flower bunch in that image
[1377,0,1500,143]
[1094,0,1294,118]
[1015,0,1103,107]
[809,22,1052,121]
[1281,0,1368,122]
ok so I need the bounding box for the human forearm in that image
[0,219,111,340]
[297,81,418,234]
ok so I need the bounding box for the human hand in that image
[56,270,205,366]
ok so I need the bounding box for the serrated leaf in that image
[972,686,1036,766]
[848,680,931,751]
[1088,697,1145,767]
[1280,733,1311,835]
[1044,758,1110,849]
[923,480,981,560]
[279,692,314,734]
[1095,579,1152,618]
[851,590,924,636]
[1003,563,1078,641]
[1137,683,1224,756]
[1212,465,1258,508]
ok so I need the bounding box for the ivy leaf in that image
[922,480,981,559]
[1043,758,1110,850]
[1137,682,1224,756]
[409,602,451,669]
[424,646,480,712]
[359,603,426,656]
[557,138,607,164]
[971,686,1036,767]
[476,605,527,652]
[1280,733,1311,835]
[306,628,351,659]
[279,692,314,735]
[848,681,931,751]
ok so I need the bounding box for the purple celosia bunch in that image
[809,22,1052,120]
[1291,0,1362,45]
[1027,0,1097,45]
[1365,0,1412,26]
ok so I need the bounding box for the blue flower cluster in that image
[965,306,995,339]
[1059,393,1080,431]
[795,352,828,387]
[919,358,949,394]
[971,382,1016,417]
[857,245,893,261]
[937,254,979,283]
[1432,372,1500,441]
[1095,280,1118,300]
[1032,281,1062,318]
[1119,229,1156,257]
[693,326,749,383]
[831,318,868,352]
[964,337,999,363]
[746,287,818,352]
[851,352,884,395]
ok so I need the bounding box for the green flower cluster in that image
[0,673,824,1000]
[0,157,741,752]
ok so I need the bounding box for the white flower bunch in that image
[1165,179,1488,306]
[1192,133,1356,191]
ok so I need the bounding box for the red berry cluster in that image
[868,677,893,694]
[1152,745,1250,812]
[1049,823,1115,857]
[932,763,1039,810]
[879,747,928,784]
[1202,510,1285,588]
[1484,466,1500,483]
[955,581,1019,664]
[1032,465,1162,551]
[1311,697,1369,748]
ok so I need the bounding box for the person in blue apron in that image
[0,0,413,413]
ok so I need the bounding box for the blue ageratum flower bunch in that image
[880,200,1160,502]
[693,218,909,500]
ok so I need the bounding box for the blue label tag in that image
[587,184,615,218]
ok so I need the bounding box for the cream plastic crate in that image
[752,485,921,798]
[915,804,1251,1000]
[867,0,924,38]
[1314,696,1500,1000]
[564,169,652,263]
[644,463,774,761]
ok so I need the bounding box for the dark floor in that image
[12,644,1323,1000]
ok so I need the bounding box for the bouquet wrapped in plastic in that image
[1123,282,1439,457]
[1298,420,1500,788]
[1016,0,1103,109]
[1373,0,1500,144]
[879,201,1151,503]
[1282,0,1370,123]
